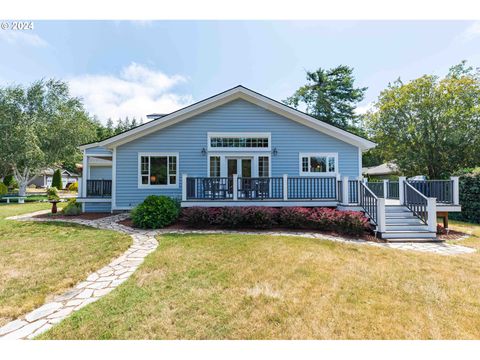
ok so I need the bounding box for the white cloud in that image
[355,102,374,115]
[460,21,480,41]
[68,63,191,123]
[0,30,48,47]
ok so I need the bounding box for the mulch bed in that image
[34,212,112,221]
[438,229,470,241]
[117,218,384,242]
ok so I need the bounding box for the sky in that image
[1,20,480,123]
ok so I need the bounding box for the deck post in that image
[78,177,83,198]
[233,174,238,201]
[398,176,407,205]
[182,174,187,201]
[451,176,460,205]
[377,197,386,233]
[427,197,437,232]
[342,176,349,205]
[283,174,288,201]
[383,179,388,199]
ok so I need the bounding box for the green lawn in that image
[41,221,480,340]
[0,203,131,326]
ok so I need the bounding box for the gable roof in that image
[80,85,376,151]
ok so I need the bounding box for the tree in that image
[284,65,367,129]
[0,79,97,196]
[363,61,480,179]
[51,169,63,189]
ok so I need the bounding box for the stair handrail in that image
[403,181,428,224]
[359,181,379,225]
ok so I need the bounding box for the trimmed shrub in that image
[0,182,7,196]
[131,195,180,229]
[52,169,63,190]
[3,175,18,189]
[68,182,78,192]
[47,187,60,201]
[62,199,82,216]
[181,206,370,235]
[277,207,310,228]
[241,206,278,229]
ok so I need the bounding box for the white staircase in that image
[381,205,437,242]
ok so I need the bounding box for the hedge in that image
[181,206,370,236]
[451,168,480,224]
[131,195,180,229]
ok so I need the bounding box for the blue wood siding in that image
[115,99,360,208]
[85,146,112,156]
[89,166,112,180]
[84,202,111,212]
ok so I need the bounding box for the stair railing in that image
[404,181,437,232]
[403,181,428,224]
[359,181,386,233]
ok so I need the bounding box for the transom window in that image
[210,137,269,148]
[139,153,178,187]
[207,132,271,151]
[299,153,337,176]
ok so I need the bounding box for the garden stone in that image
[25,302,62,322]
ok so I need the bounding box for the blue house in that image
[78,86,461,241]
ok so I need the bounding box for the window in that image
[258,156,269,177]
[139,153,178,187]
[210,137,269,148]
[209,156,220,177]
[208,133,271,150]
[299,153,337,175]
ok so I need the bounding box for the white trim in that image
[181,200,339,208]
[76,198,112,203]
[137,152,179,189]
[84,153,112,157]
[436,205,462,212]
[298,152,338,177]
[207,132,271,151]
[112,147,117,211]
[80,86,376,151]
[82,150,87,197]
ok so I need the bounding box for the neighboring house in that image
[78,86,461,241]
[362,162,399,179]
[30,168,79,189]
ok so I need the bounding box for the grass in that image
[41,220,480,340]
[0,203,131,326]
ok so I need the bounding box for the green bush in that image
[451,168,480,224]
[62,199,82,216]
[131,195,180,229]
[3,175,18,189]
[0,182,8,196]
[52,169,63,190]
[68,182,78,192]
[47,187,60,201]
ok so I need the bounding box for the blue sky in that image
[1,20,480,122]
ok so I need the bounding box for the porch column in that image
[342,176,349,205]
[451,176,460,205]
[82,151,88,198]
[283,174,288,201]
[376,197,386,233]
[398,176,407,205]
[383,179,388,199]
[182,173,187,201]
[427,197,437,232]
[233,174,238,201]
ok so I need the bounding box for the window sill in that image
[137,184,179,189]
[299,172,338,177]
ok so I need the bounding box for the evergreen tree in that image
[51,169,63,190]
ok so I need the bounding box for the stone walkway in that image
[0,210,475,339]
[0,211,158,340]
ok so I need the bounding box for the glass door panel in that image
[241,159,252,178]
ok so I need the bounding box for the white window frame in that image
[207,132,271,151]
[299,152,338,177]
[137,152,179,189]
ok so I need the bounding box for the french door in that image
[227,157,252,178]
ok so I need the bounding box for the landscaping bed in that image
[35,212,112,221]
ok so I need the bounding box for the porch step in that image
[381,230,437,240]
[385,206,411,213]
[385,224,430,232]
[386,217,424,225]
